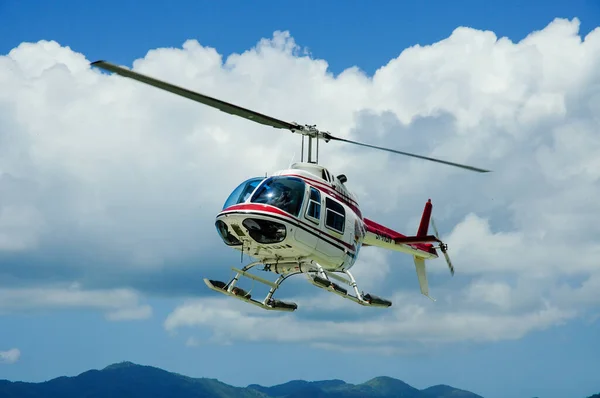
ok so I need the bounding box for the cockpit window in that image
[222,177,265,210]
[250,176,306,217]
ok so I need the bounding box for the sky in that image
[1,1,600,398]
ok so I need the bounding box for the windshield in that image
[250,176,306,217]
[222,177,266,210]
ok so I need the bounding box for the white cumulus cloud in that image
[1,17,600,351]
[0,348,21,364]
[0,284,152,321]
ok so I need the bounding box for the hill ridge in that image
[0,360,574,398]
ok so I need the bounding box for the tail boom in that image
[362,219,439,259]
[362,199,445,300]
[362,199,440,259]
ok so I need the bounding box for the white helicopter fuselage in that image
[215,162,366,272]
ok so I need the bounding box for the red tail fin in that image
[417,199,432,237]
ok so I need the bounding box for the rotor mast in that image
[299,125,328,164]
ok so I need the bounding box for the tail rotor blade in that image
[442,249,455,276]
[430,217,440,238]
[430,217,454,276]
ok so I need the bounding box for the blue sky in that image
[2,1,600,398]
[2,0,599,76]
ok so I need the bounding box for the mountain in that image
[0,361,481,398]
[422,384,487,398]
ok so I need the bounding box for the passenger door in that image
[315,196,346,266]
[295,186,321,252]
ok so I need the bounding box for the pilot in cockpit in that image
[271,185,298,215]
[273,190,291,210]
[249,179,302,216]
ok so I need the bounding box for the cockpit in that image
[222,176,306,217]
[222,177,266,210]
[249,176,305,217]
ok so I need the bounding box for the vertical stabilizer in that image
[413,256,435,301]
[417,199,433,237]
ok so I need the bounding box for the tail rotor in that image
[430,218,455,276]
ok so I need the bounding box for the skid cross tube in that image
[203,261,300,312]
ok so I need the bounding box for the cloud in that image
[0,348,21,364]
[164,291,575,354]
[0,283,152,321]
[2,17,600,351]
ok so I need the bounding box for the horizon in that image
[2,359,475,392]
[2,1,600,398]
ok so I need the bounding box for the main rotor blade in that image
[327,136,491,173]
[90,61,299,131]
[91,60,490,173]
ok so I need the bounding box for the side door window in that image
[305,187,321,224]
[325,197,345,234]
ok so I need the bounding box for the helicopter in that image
[90,60,490,312]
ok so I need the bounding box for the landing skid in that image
[203,261,299,312]
[203,261,392,312]
[307,265,392,308]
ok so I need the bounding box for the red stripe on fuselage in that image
[281,173,358,206]
[219,203,356,252]
[280,173,363,219]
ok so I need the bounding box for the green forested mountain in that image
[0,360,588,398]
